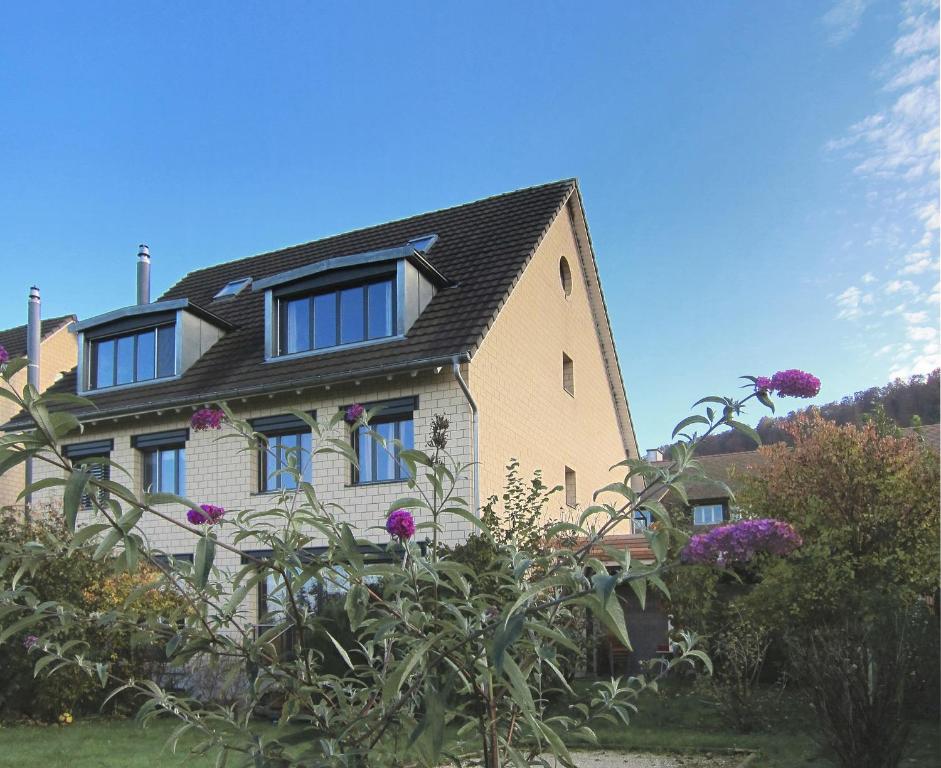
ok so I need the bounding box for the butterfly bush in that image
[191,407,225,431]
[0,345,9,365]
[755,369,820,399]
[345,403,365,424]
[187,504,226,525]
[23,634,38,649]
[386,508,415,541]
[682,518,802,566]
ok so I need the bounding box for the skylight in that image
[407,234,438,254]
[214,277,252,299]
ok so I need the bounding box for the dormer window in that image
[280,278,394,355]
[255,235,448,362]
[89,325,176,389]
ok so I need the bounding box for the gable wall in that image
[0,324,77,508]
[469,207,632,527]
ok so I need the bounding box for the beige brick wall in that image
[29,370,474,617]
[470,205,634,531]
[0,323,77,507]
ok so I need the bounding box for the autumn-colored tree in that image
[736,412,940,768]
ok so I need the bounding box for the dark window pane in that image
[398,419,414,478]
[314,292,337,349]
[281,434,299,490]
[367,280,393,339]
[300,432,312,482]
[177,448,185,495]
[157,326,175,377]
[285,298,310,354]
[142,451,157,492]
[116,335,134,385]
[137,330,156,381]
[95,339,115,388]
[340,287,365,345]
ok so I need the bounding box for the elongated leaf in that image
[672,414,710,439]
[728,419,761,447]
[63,469,90,531]
[194,535,215,589]
[492,613,525,672]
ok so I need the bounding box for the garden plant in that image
[0,352,813,768]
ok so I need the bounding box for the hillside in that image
[661,369,940,457]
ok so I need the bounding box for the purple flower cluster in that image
[187,504,226,525]
[754,369,820,399]
[682,518,802,566]
[23,634,38,650]
[345,403,365,424]
[191,407,225,431]
[386,508,415,541]
[0,345,9,365]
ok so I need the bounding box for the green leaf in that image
[323,630,355,670]
[92,528,123,560]
[728,419,761,446]
[627,576,647,610]
[492,613,525,672]
[194,535,215,589]
[672,414,710,439]
[63,469,90,531]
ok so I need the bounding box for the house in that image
[6,179,645,626]
[0,301,77,508]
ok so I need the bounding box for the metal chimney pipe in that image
[137,244,151,304]
[27,286,41,392]
[25,286,41,515]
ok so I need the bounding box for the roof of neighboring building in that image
[585,533,655,563]
[0,315,75,357]
[904,422,940,452]
[12,180,597,423]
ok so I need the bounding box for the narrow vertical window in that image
[340,286,365,344]
[565,466,577,508]
[562,353,574,395]
[63,440,113,510]
[351,398,415,484]
[134,430,188,496]
[251,414,315,492]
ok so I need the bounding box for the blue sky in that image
[0,1,937,447]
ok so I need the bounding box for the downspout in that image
[451,354,479,516]
[25,286,41,518]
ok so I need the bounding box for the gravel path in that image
[539,750,744,768]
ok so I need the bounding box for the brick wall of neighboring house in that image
[470,203,632,529]
[0,323,77,507]
[29,370,474,619]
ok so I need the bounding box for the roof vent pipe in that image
[27,286,41,392]
[137,244,151,304]
[645,448,663,463]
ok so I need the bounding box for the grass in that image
[0,686,938,768]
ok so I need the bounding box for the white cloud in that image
[823,0,870,43]
[836,285,873,318]
[904,310,929,323]
[861,271,877,283]
[900,250,939,274]
[885,54,940,90]
[885,279,920,294]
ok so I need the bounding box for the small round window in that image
[559,256,573,297]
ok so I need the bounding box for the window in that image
[562,353,574,395]
[693,504,724,526]
[63,440,113,510]
[251,414,314,492]
[133,430,188,496]
[559,256,573,297]
[633,508,653,531]
[278,277,395,356]
[89,325,175,389]
[352,398,415,484]
[565,466,577,508]
[213,277,252,299]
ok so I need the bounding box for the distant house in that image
[0,307,77,508]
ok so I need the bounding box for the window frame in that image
[133,429,189,497]
[349,397,416,486]
[251,413,316,493]
[692,503,725,526]
[275,276,397,358]
[562,352,575,396]
[63,440,113,511]
[564,466,577,508]
[87,323,176,390]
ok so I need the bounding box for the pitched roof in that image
[25,180,578,421]
[0,315,74,358]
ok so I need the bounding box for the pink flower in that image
[682,518,802,566]
[187,504,226,525]
[23,635,38,649]
[345,403,365,424]
[386,508,415,541]
[191,407,225,431]
[754,370,820,399]
[0,345,9,365]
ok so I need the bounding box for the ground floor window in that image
[351,397,415,484]
[693,503,724,526]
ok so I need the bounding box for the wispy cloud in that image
[822,0,870,44]
[827,0,940,379]
[861,271,878,283]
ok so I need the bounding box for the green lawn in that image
[0,687,938,768]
